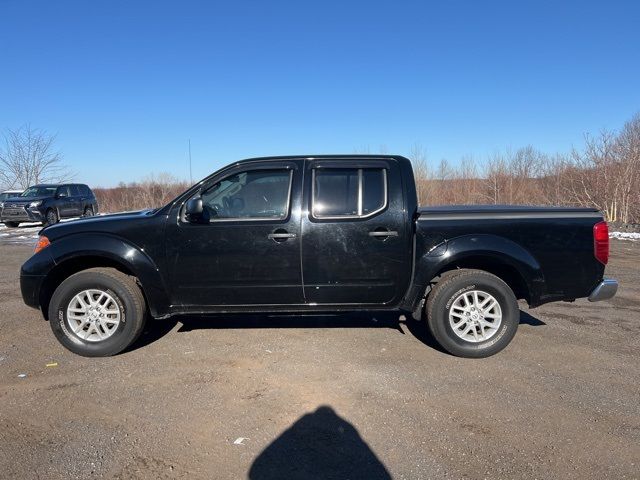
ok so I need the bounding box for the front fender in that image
[408,234,545,311]
[48,233,170,318]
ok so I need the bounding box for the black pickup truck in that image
[20,155,617,358]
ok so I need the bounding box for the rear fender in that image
[407,234,545,311]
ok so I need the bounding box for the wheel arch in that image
[408,234,545,313]
[39,235,170,320]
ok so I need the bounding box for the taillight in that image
[593,221,609,265]
[34,236,51,254]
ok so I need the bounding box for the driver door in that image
[165,160,305,308]
[55,185,73,218]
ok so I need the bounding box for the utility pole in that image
[188,139,193,183]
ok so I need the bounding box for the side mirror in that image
[56,192,67,199]
[185,197,204,222]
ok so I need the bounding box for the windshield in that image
[20,186,57,197]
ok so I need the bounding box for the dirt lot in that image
[0,240,638,479]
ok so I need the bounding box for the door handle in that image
[268,233,296,239]
[268,230,297,242]
[368,230,398,238]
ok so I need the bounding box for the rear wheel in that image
[48,268,147,357]
[45,208,59,226]
[426,269,519,358]
[83,206,94,217]
[4,221,20,228]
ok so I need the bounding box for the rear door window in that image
[312,168,387,219]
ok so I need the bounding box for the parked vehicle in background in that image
[19,155,617,358]
[1,189,24,201]
[0,190,24,206]
[0,184,98,228]
[0,190,24,224]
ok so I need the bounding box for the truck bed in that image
[415,205,605,306]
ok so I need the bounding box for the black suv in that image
[0,183,99,228]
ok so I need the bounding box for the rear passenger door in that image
[300,158,412,305]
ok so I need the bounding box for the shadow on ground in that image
[248,405,391,480]
[127,310,545,355]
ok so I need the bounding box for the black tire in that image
[4,221,20,228]
[426,269,519,358]
[48,268,147,357]
[83,206,94,217]
[45,208,59,226]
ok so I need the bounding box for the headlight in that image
[29,201,42,207]
[0,202,4,208]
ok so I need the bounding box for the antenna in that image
[188,139,193,183]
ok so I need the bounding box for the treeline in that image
[413,112,640,224]
[93,173,190,213]
[94,112,640,224]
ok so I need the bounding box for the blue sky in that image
[1,0,639,187]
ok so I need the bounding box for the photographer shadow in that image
[249,405,391,480]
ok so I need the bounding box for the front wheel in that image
[48,268,147,357]
[83,207,94,217]
[426,269,519,358]
[4,221,20,228]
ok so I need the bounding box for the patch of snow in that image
[0,217,81,245]
[610,231,640,241]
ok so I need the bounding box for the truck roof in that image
[231,154,411,164]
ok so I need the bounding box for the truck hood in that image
[41,209,157,240]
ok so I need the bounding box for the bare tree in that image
[482,152,508,204]
[0,125,72,189]
[409,143,429,204]
[614,114,640,223]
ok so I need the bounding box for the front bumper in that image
[20,274,45,309]
[588,278,618,302]
[1,205,44,223]
[20,247,56,311]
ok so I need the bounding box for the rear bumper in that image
[588,278,618,302]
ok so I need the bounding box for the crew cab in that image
[20,155,617,358]
[0,183,98,228]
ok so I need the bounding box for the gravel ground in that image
[0,241,638,479]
